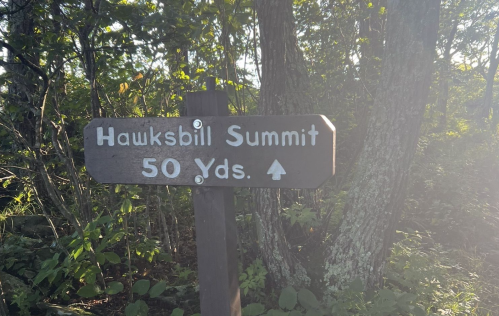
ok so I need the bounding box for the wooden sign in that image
[84,115,335,189]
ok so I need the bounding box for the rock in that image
[4,215,62,238]
[37,303,99,316]
[0,271,31,302]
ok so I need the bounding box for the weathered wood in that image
[84,115,335,189]
[186,85,241,316]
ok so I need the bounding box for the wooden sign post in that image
[185,78,241,316]
[83,77,336,316]
[84,116,335,188]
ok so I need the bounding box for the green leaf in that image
[83,240,91,251]
[125,300,149,316]
[135,300,149,316]
[108,232,125,244]
[279,286,297,310]
[132,279,150,295]
[121,198,132,214]
[149,280,167,298]
[378,289,397,301]
[96,253,105,265]
[80,266,100,285]
[170,308,184,316]
[105,281,124,295]
[412,305,427,316]
[89,228,101,240]
[77,284,102,298]
[47,268,60,284]
[266,310,288,316]
[289,312,303,316]
[104,252,121,264]
[242,303,265,316]
[125,302,139,316]
[397,292,417,304]
[305,310,323,316]
[73,245,84,259]
[96,215,113,225]
[297,289,320,310]
[33,269,52,285]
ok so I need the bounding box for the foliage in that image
[386,231,480,315]
[282,203,318,230]
[240,258,268,299]
[1,0,499,314]
[125,279,168,316]
[243,283,424,316]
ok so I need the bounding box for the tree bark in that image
[484,20,499,126]
[436,1,463,130]
[324,0,441,294]
[359,0,385,96]
[254,0,312,287]
[338,0,386,190]
[79,0,104,120]
[0,277,8,316]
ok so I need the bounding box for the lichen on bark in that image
[323,0,441,296]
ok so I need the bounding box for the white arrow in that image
[267,159,286,180]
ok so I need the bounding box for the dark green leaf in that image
[132,279,150,295]
[378,289,397,301]
[170,308,184,316]
[149,280,167,298]
[104,252,121,264]
[279,286,297,310]
[242,303,265,316]
[125,302,140,316]
[266,310,288,316]
[105,281,124,295]
[96,253,105,265]
[297,289,320,310]
[77,284,102,298]
[305,310,323,316]
[412,305,427,316]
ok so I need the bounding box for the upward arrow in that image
[267,159,286,180]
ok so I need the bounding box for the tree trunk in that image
[7,0,36,124]
[80,0,103,120]
[324,0,441,294]
[0,278,8,316]
[485,20,499,126]
[338,0,386,190]
[437,7,460,131]
[359,0,385,96]
[254,0,312,287]
[76,0,102,223]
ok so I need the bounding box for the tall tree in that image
[436,1,461,130]
[324,0,441,293]
[254,0,313,287]
[485,19,499,126]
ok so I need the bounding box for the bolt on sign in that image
[84,115,335,189]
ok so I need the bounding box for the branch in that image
[0,0,32,17]
[0,39,48,88]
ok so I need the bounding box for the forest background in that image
[1,0,499,315]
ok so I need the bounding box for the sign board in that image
[84,115,335,189]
